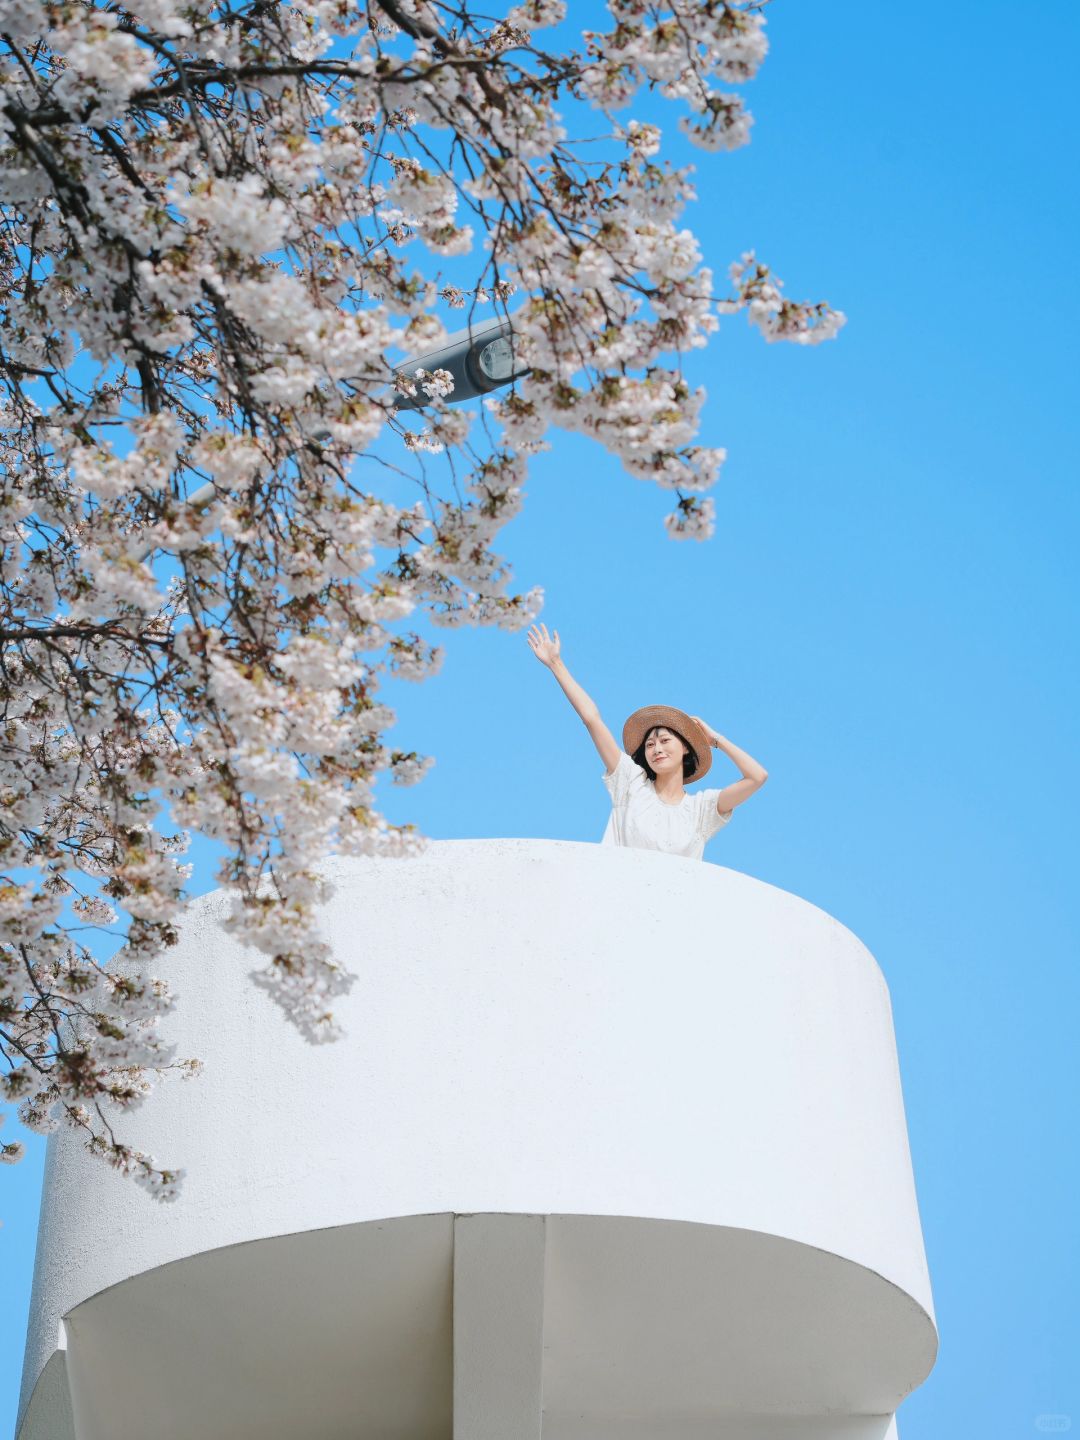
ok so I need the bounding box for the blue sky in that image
[4,3,1079,1436]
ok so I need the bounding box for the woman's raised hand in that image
[528,624,618,770]
[527,623,561,668]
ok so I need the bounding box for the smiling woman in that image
[526,626,768,861]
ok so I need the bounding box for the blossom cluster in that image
[0,0,842,1191]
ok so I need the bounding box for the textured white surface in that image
[19,840,936,1437]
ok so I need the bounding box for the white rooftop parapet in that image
[18,839,937,1440]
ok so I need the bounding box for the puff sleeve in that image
[696,789,734,842]
[602,750,645,806]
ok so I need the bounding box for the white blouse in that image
[600,751,733,861]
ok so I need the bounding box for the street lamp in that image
[147,311,525,550]
[390,310,526,409]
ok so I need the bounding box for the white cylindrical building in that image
[17,840,937,1440]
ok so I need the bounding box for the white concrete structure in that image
[17,839,937,1439]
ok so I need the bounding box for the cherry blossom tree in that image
[0,0,843,1195]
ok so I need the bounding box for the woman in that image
[527,623,768,861]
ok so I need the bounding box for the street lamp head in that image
[393,311,526,410]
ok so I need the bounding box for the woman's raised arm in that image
[527,624,622,774]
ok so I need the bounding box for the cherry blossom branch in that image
[0,0,843,1196]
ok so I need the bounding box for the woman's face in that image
[644,726,688,778]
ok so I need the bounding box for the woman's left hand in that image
[689,715,722,747]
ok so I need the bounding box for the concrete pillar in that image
[453,1215,545,1440]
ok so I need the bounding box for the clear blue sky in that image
[4,3,1079,1435]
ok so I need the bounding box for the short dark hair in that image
[632,725,696,782]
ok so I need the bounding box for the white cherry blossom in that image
[0,0,842,1195]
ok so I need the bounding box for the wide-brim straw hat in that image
[622,705,712,783]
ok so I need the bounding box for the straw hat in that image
[622,705,712,783]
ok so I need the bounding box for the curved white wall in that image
[19,840,936,1439]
